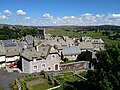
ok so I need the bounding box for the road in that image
[0,70,23,90]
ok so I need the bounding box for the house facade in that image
[92,38,105,51]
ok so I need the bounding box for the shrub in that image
[11,81,16,88]
[27,85,33,90]
[63,58,68,62]
[13,85,18,90]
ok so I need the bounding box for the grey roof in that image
[63,46,81,56]
[21,45,51,60]
[92,38,104,44]
[5,46,19,57]
[98,38,104,43]
[78,42,93,50]
[2,40,16,47]
[25,35,34,45]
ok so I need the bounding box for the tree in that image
[77,52,86,61]
[65,45,120,90]
[86,45,120,90]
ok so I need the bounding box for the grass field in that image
[46,29,120,45]
[29,81,53,90]
[53,72,80,84]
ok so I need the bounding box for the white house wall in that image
[6,56,20,62]
[0,56,5,62]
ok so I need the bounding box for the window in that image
[42,64,45,68]
[51,55,56,60]
[33,59,36,62]
[48,67,51,70]
[33,66,37,70]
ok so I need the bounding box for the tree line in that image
[0,26,37,40]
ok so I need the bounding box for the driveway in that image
[0,70,24,90]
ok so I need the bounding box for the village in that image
[0,29,105,74]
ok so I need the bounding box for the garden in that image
[11,71,60,90]
[53,72,81,84]
[53,72,86,90]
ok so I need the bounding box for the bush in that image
[11,81,16,88]
[27,85,33,90]
[48,75,55,85]
[13,85,18,90]
[63,58,68,62]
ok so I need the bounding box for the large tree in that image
[64,45,120,90]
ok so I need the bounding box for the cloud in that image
[0,15,8,19]
[111,14,120,18]
[43,13,53,19]
[106,14,120,20]
[25,16,31,20]
[1,12,120,26]
[16,9,26,15]
[3,10,12,15]
[31,13,120,26]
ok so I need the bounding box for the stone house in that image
[0,44,5,68]
[0,40,20,68]
[21,45,60,73]
[5,46,20,67]
[92,38,105,51]
[61,46,81,61]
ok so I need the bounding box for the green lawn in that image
[29,82,53,90]
[46,29,80,37]
[78,71,87,77]
[53,72,80,83]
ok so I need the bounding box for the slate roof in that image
[2,40,16,47]
[5,46,19,57]
[78,42,93,50]
[25,35,34,45]
[21,45,51,60]
[63,46,81,56]
[92,38,104,44]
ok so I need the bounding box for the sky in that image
[0,0,120,26]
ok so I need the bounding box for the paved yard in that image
[0,70,24,90]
